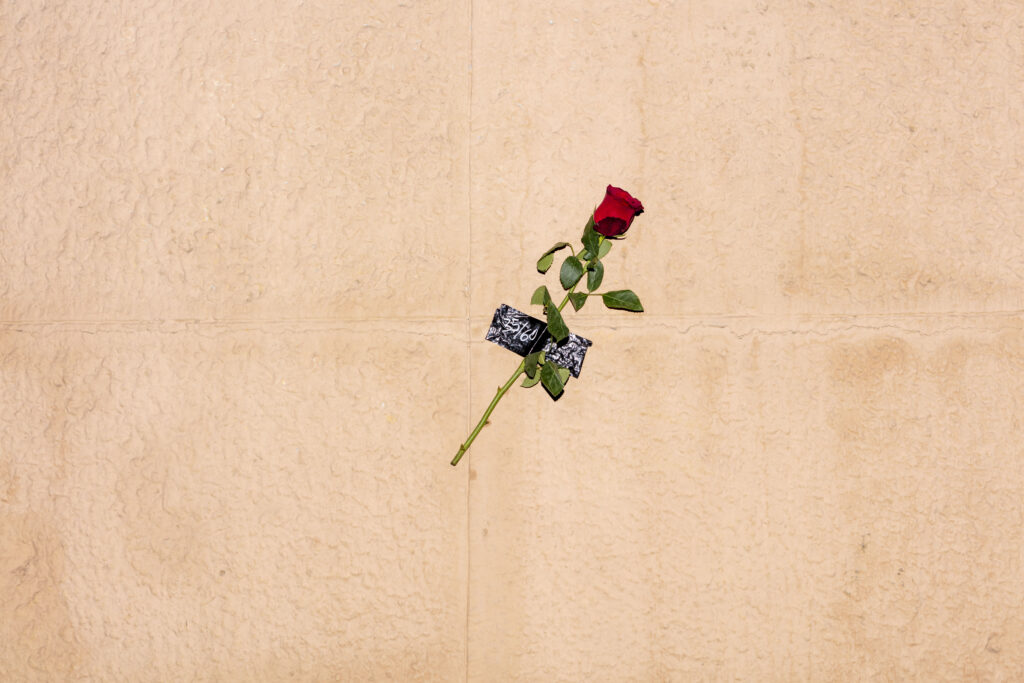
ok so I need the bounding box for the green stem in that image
[451,359,525,466]
[556,236,603,312]
[451,237,603,467]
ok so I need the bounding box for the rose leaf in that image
[586,261,604,291]
[601,289,644,312]
[537,242,571,273]
[568,292,587,311]
[545,299,570,342]
[582,215,600,257]
[521,374,542,388]
[559,255,585,290]
[524,351,544,379]
[539,362,565,397]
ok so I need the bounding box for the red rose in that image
[593,185,644,237]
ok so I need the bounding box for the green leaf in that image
[602,289,644,312]
[579,249,593,261]
[540,362,565,397]
[521,374,542,388]
[559,255,584,290]
[556,366,570,385]
[598,240,612,259]
[546,302,569,342]
[531,285,549,306]
[568,292,587,311]
[537,242,571,273]
[539,287,569,342]
[582,215,600,257]
[524,351,544,379]
[586,261,604,291]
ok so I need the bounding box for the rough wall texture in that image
[2,0,1023,680]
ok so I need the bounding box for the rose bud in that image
[593,185,644,237]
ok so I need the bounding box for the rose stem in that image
[451,237,601,467]
[451,359,525,466]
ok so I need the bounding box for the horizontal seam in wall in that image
[0,311,1021,326]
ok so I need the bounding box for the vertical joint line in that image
[465,0,474,678]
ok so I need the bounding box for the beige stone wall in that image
[2,1,1022,680]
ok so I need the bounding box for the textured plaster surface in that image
[468,317,1024,680]
[1,0,470,321]
[0,323,468,681]
[3,0,1024,680]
